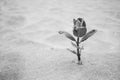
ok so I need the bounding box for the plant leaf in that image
[71,42,77,48]
[58,31,76,41]
[80,29,97,42]
[67,48,76,54]
[71,42,79,49]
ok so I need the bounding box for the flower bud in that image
[73,18,87,37]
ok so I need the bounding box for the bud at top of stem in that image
[73,18,87,37]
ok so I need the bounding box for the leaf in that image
[71,42,79,49]
[67,48,76,54]
[80,29,97,42]
[58,31,76,41]
[71,42,77,48]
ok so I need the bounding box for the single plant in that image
[58,18,97,65]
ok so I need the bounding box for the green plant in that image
[58,18,97,65]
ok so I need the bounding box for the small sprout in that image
[58,18,97,65]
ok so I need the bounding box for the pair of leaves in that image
[58,31,76,42]
[58,29,97,43]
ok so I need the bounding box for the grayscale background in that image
[0,0,120,80]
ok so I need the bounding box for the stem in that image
[76,37,81,63]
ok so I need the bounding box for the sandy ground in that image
[0,0,120,80]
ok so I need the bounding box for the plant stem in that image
[76,37,81,64]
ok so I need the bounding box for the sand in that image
[0,0,120,80]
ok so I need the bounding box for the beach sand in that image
[0,0,120,80]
